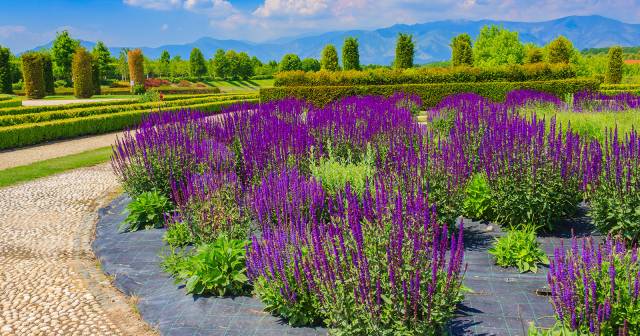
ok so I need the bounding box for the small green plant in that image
[253,277,325,327]
[161,235,250,296]
[139,90,161,103]
[488,227,549,273]
[589,184,640,241]
[164,221,194,248]
[527,322,578,335]
[132,84,145,95]
[309,143,375,196]
[120,191,172,232]
[462,173,493,220]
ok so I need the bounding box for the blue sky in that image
[1,0,639,52]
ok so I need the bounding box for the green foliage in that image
[474,25,525,66]
[462,173,493,220]
[274,63,576,87]
[527,323,579,335]
[235,52,254,79]
[92,62,101,95]
[488,227,549,273]
[279,54,302,72]
[546,36,574,64]
[450,34,473,66]
[189,48,208,78]
[395,33,415,69]
[261,78,600,108]
[131,84,145,95]
[158,50,171,76]
[92,41,112,82]
[72,48,94,99]
[606,46,623,84]
[164,222,194,248]
[490,167,581,230]
[127,49,145,87]
[211,49,229,78]
[342,37,360,71]
[41,54,55,96]
[301,58,321,72]
[121,191,172,232]
[51,30,80,83]
[138,90,160,103]
[253,276,325,327]
[524,43,544,64]
[321,44,340,71]
[309,144,375,196]
[590,184,640,241]
[0,46,12,94]
[21,52,46,99]
[161,235,250,296]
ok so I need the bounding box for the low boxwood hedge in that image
[0,98,258,149]
[12,86,221,96]
[260,79,601,108]
[0,98,22,108]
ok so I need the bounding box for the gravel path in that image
[0,164,154,336]
[0,132,122,170]
[22,99,130,107]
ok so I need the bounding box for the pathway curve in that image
[22,99,130,107]
[0,164,154,336]
[0,132,123,170]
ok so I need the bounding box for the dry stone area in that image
[0,164,153,336]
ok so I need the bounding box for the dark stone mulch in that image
[93,195,600,336]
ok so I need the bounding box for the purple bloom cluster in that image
[548,237,640,335]
[573,91,640,112]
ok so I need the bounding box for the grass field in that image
[0,146,113,188]
[207,79,274,92]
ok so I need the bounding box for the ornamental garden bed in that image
[98,90,640,336]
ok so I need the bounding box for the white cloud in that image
[123,0,182,10]
[253,0,329,17]
[0,25,27,39]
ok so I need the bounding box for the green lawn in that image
[208,79,274,93]
[0,146,113,188]
[42,94,139,100]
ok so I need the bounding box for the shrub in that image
[606,46,623,84]
[450,34,473,67]
[342,37,360,70]
[92,62,101,95]
[131,84,145,95]
[462,173,493,220]
[120,191,172,232]
[164,221,194,248]
[72,48,93,99]
[0,46,12,94]
[261,79,600,108]
[488,227,548,273]
[21,52,45,99]
[547,36,574,64]
[139,90,160,103]
[547,237,640,334]
[274,63,577,87]
[395,33,414,69]
[161,235,250,296]
[309,143,375,196]
[41,54,55,96]
[279,54,302,72]
[127,49,145,88]
[321,44,340,71]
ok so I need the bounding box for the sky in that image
[1,0,639,52]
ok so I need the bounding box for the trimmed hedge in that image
[42,54,55,96]
[128,49,145,87]
[22,53,46,99]
[274,63,577,87]
[0,98,22,108]
[260,79,601,108]
[0,94,258,127]
[0,46,11,94]
[72,48,94,99]
[12,86,221,96]
[0,98,258,149]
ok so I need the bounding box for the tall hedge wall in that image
[260,78,601,108]
[21,52,46,99]
[42,54,55,96]
[72,48,94,99]
[0,46,12,94]
[128,49,145,87]
[274,63,576,87]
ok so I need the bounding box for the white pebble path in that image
[0,164,155,336]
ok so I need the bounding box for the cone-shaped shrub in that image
[0,46,11,94]
[127,49,145,89]
[42,53,55,96]
[72,48,93,98]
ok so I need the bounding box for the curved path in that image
[0,164,153,336]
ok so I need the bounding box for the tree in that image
[212,49,229,79]
[91,41,112,82]
[189,48,208,78]
[159,50,171,77]
[321,44,340,71]
[171,55,188,77]
[450,34,473,66]
[524,43,544,64]
[395,33,415,69]
[473,25,524,66]
[546,36,574,64]
[127,49,145,87]
[279,54,302,72]
[301,58,321,72]
[225,50,240,79]
[22,52,46,99]
[342,37,360,70]
[237,52,254,79]
[606,46,623,84]
[92,62,101,95]
[72,48,94,98]
[117,48,129,81]
[41,53,55,95]
[51,30,80,84]
[0,45,11,94]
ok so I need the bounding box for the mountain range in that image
[32,15,640,65]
